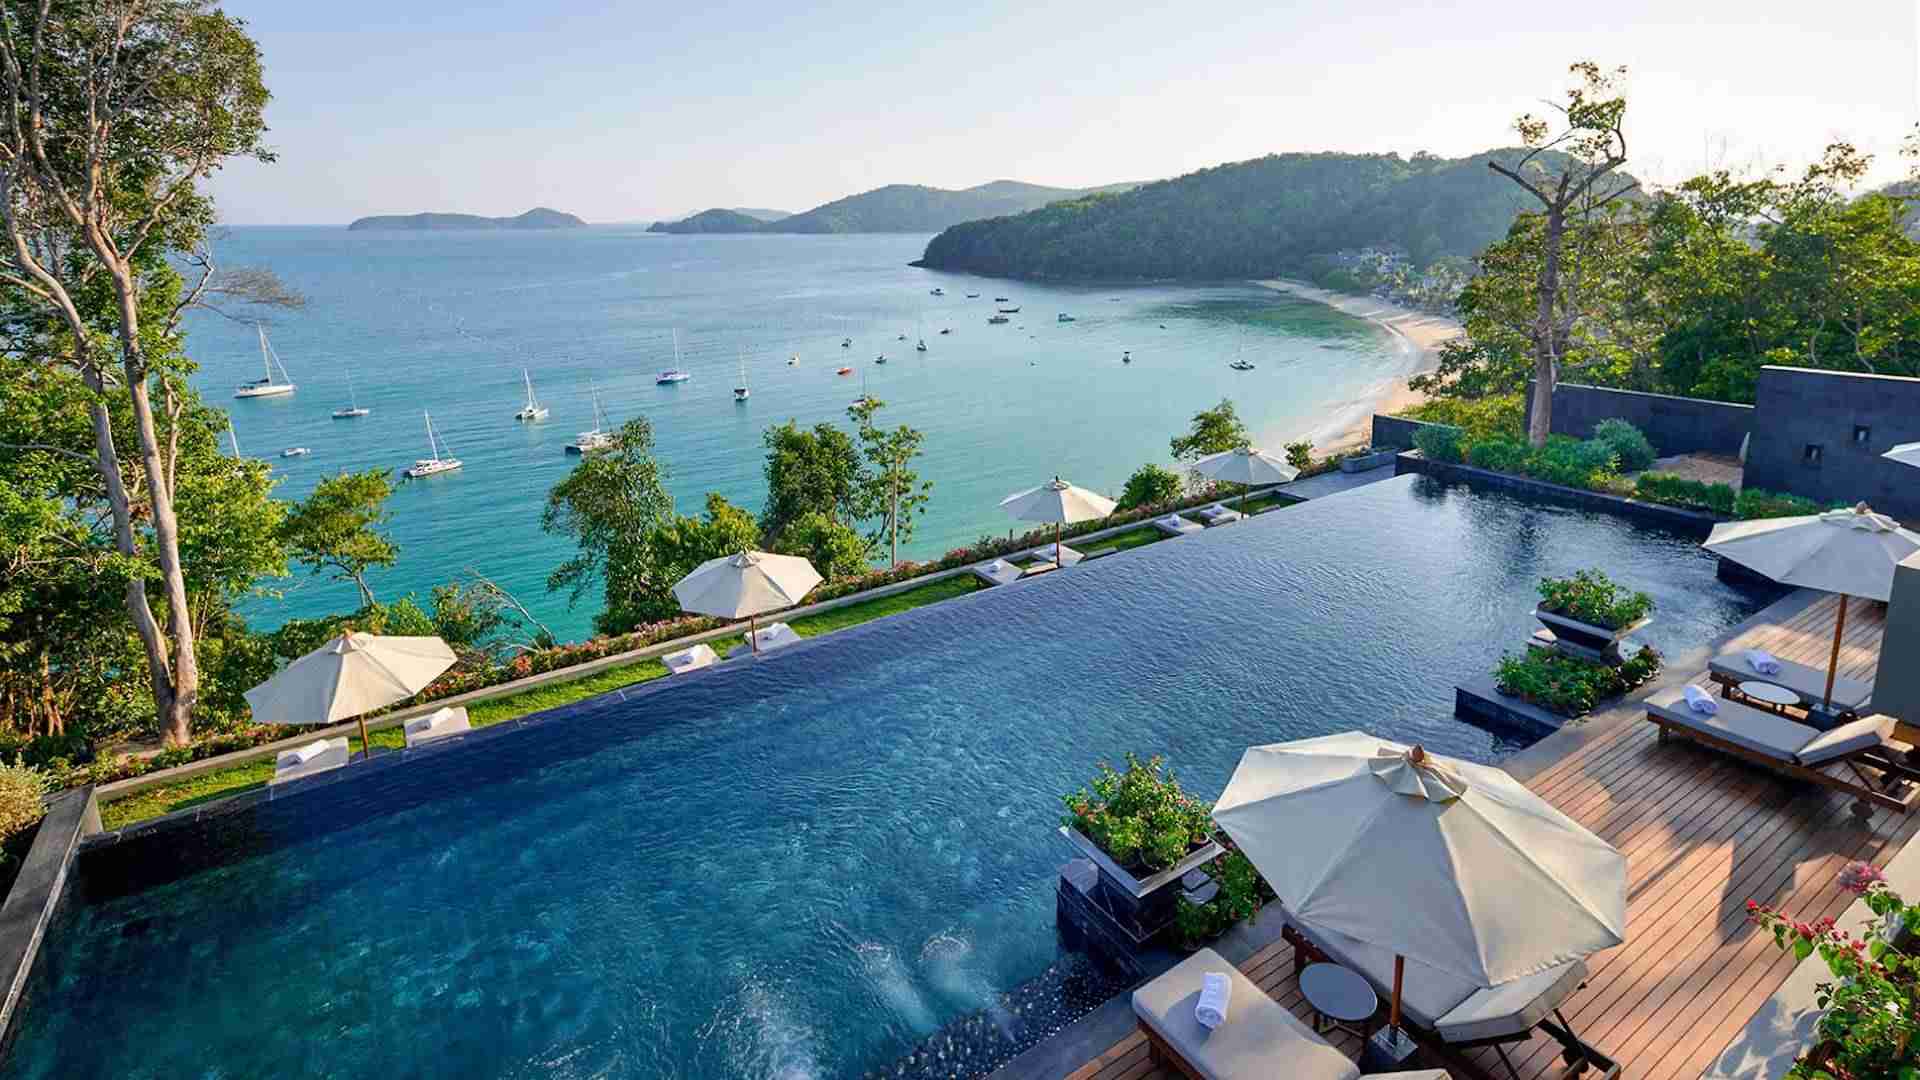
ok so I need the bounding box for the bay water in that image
[191,228,1413,640]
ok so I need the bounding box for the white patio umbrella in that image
[999,476,1117,569]
[1886,442,1920,470]
[672,549,822,654]
[1704,503,1920,708]
[244,632,457,760]
[1190,445,1300,511]
[1213,732,1626,1037]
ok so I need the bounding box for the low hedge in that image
[1634,473,1736,514]
[1496,646,1663,718]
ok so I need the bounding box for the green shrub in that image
[1735,488,1826,520]
[1172,849,1272,949]
[1062,753,1216,873]
[1526,436,1619,489]
[1634,472,1736,514]
[1495,645,1663,717]
[1412,423,1464,464]
[0,764,48,842]
[1592,419,1658,472]
[1283,440,1314,472]
[1538,569,1654,630]
[1466,436,1531,474]
[1399,394,1524,447]
[1118,463,1183,510]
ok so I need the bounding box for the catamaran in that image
[567,388,615,454]
[331,370,369,419]
[281,446,311,458]
[656,329,691,384]
[733,355,750,402]
[514,368,548,421]
[1057,313,1076,323]
[234,324,295,398]
[403,412,462,478]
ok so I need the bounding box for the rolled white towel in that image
[1745,649,1782,675]
[987,559,1014,573]
[1684,685,1719,715]
[290,739,330,764]
[1195,971,1232,1029]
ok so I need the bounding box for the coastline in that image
[1251,278,1462,454]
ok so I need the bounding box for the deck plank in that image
[1064,594,1893,1080]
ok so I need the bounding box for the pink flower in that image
[1839,861,1886,894]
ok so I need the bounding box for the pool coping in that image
[0,788,95,1052]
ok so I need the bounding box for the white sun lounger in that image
[403,706,471,748]
[663,642,719,674]
[1282,914,1614,1079]
[726,622,803,659]
[1645,686,1916,816]
[1706,650,1873,719]
[971,558,1024,586]
[1153,513,1203,537]
[1133,948,1448,1080]
[1027,542,1084,567]
[1195,503,1244,526]
[271,736,350,784]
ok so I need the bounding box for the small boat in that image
[514,368,548,421]
[656,369,690,384]
[404,411,462,478]
[965,293,980,298]
[332,370,369,419]
[929,287,944,296]
[896,333,907,341]
[234,324,295,398]
[915,339,927,352]
[1122,351,1132,363]
[841,338,852,348]
[280,447,310,458]
[836,366,853,375]
[1057,313,1075,322]
[875,355,888,365]
[997,306,1020,314]
[733,355,750,402]
[787,355,799,366]
[939,328,951,335]
[988,314,1009,325]
[1229,360,1256,371]
[567,388,615,454]
[993,297,1009,302]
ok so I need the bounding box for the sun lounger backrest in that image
[1797,715,1895,765]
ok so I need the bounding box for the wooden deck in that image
[1068,593,1908,1080]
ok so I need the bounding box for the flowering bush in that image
[1063,753,1217,873]
[1538,569,1654,630]
[1750,861,1920,1079]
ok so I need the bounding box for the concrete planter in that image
[1533,609,1651,665]
[1059,826,1223,944]
[1340,449,1398,473]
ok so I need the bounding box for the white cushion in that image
[1646,687,1817,761]
[663,643,718,674]
[403,706,471,747]
[1796,715,1895,766]
[1435,961,1589,1043]
[272,736,348,783]
[1132,949,1358,1080]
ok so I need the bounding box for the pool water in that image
[7,478,1772,1079]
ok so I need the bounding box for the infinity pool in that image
[7,477,1771,1079]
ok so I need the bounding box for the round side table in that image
[1738,680,1803,714]
[1300,962,1378,1040]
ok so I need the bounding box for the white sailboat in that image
[403,411,463,478]
[234,324,295,398]
[733,354,750,402]
[514,368,548,421]
[656,328,691,384]
[332,370,369,419]
[566,387,615,454]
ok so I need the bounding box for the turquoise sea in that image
[188,228,1415,641]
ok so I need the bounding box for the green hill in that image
[647,208,767,234]
[765,180,1132,234]
[914,150,1622,279]
[347,207,586,230]
[731,207,792,222]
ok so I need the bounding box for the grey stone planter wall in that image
[1341,449,1399,473]
[1534,609,1651,665]
[1059,827,1222,945]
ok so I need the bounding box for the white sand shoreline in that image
[1251,278,1464,454]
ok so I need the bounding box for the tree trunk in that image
[1528,208,1567,449]
[889,473,899,566]
[108,264,199,745]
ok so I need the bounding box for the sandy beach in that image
[1252,278,1463,454]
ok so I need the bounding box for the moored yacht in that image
[567,388,615,454]
[514,369,548,421]
[403,412,462,478]
[234,325,296,398]
[332,370,369,418]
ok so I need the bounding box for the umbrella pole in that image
[1390,954,1405,1035]
[356,714,373,762]
[1055,522,1063,570]
[749,613,760,655]
[1823,594,1849,710]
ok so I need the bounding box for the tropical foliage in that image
[1169,399,1249,462]
[1494,646,1661,717]
[1062,753,1217,873]
[1118,463,1182,510]
[1537,569,1653,630]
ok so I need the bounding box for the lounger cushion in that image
[271,736,348,784]
[1709,652,1873,712]
[663,643,718,674]
[1645,687,1817,762]
[1133,948,1359,1080]
[404,706,471,747]
[1796,715,1895,766]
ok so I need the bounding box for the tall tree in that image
[1486,61,1637,447]
[847,397,930,567]
[0,1,283,743]
[760,419,861,541]
[1169,399,1248,462]
[541,418,677,636]
[279,469,397,607]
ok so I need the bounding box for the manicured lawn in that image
[98,574,987,830]
[1076,524,1168,556]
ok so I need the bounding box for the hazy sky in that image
[210,0,1920,225]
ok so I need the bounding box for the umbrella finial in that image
[1408,745,1427,766]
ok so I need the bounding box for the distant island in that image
[647,180,1138,236]
[347,207,587,231]
[912,150,1634,281]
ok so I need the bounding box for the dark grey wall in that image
[1524,382,1754,457]
[1370,414,1441,450]
[1743,366,1920,523]
[1880,554,1920,726]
